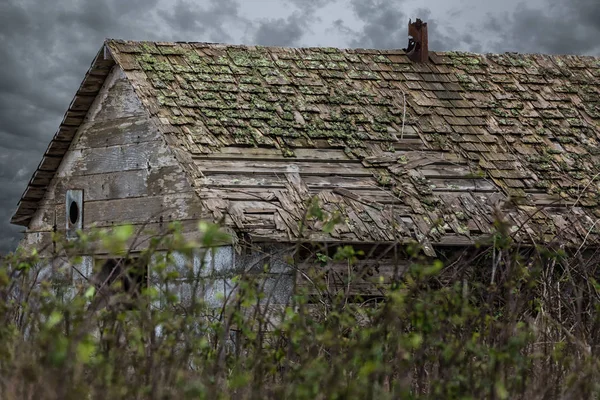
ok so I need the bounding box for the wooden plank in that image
[310,188,399,205]
[530,193,574,206]
[197,196,409,233]
[54,126,79,141]
[50,169,149,202]
[46,140,72,157]
[30,170,55,186]
[50,165,191,201]
[67,140,177,176]
[61,111,88,126]
[22,187,46,201]
[199,147,356,162]
[198,188,278,202]
[238,213,276,229]
[247,227,484,248]
[393,139,428,150]
[436,234,480,246]
[74,117,160,149]
[364,151,465,166]
[68,94,97,112]
[38,156,62,172]
[15,231,56,254]
[205,200,281,216]
[89,63,114,75]
[15,200,39,211]
[194,159,372,177]
[78,74,107,94]
[430,178,498,192]
[197,174,287,189]
[333,187,384,210]
[91,78,147,121]
[420,164,474,178]
[147,165,195,196]
[303,175,381,190]
[197,174,381,190]
[82,192,206,227]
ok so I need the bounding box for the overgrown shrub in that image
[1,217,600,399]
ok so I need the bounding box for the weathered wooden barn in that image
[10,22,600,299]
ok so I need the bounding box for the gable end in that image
[11,46,115,226]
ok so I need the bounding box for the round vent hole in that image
[69,201,79,225]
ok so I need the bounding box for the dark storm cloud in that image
[252,0,336,46]
[0,0,245,254]
[411,8,483,53]
[335,0,481,51]
[254,13,306,46]
[343,0,410,49]
[485,0,600,55]
[161,0,247,43]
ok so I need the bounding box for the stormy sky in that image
[0,0,599,254]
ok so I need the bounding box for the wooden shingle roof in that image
[13,39,600,252]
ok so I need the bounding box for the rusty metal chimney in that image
[405,18,428,63]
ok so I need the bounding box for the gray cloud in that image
[344,0,409,49]
[334,1,482,52]
[161,0,247,43]
[252,0,336,46]
[254,13,307,46]
[286,0,334,11]
[485,0,600,55]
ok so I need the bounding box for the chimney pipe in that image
[405,18,428,63]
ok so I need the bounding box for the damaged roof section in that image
[107,40,600,250]
[13,39,600,252]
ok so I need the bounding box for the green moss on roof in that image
[105,39,600,246]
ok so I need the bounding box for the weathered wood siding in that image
[21,66,205,252]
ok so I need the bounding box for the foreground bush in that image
[1,221,600,399]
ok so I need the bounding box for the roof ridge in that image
[104,39,600,59]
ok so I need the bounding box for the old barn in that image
[11,21,600,299]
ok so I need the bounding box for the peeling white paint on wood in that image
[86,67,145,122]
[156,246,294,307]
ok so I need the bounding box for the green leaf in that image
[199,221,231,247]
[307,197,324,221]
[495,382,509,400]
[101,225,134,254]
[322,212,342,234]
[76,341,96,364]
[422,259,444,276]
[409,333,423,349]
[46,311,63,329]
[114,224,134,243]
[84,286,96,299]
[228,371,251,390]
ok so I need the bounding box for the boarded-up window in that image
[93,257,148,305]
